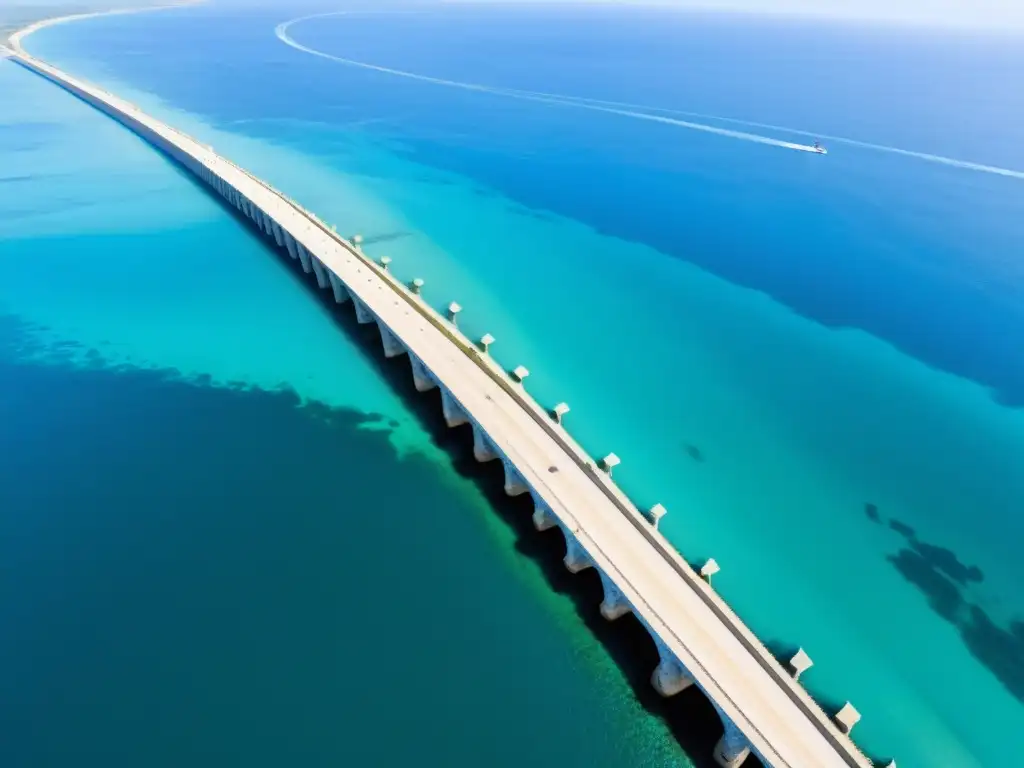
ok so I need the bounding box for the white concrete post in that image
[598,570,631,621]
[379,256,392,271]
[552,402,570,424]
[600,453,621,476]
[789,648,814,681]
[648,503,667,529]
[479,333,495,354]
[834,702,861,735]
[440,388,469,428]
[700,558,721,585]
[501,457,529,496]
[447,302,462,326]
[561,527,593,573]
[351,233,364,251]
[471,423,498,462]
[511,365,530,384]
[411,278,425,295]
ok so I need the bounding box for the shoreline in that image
[5,0,203,51]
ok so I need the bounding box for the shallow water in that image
[11,3,1024,765]
[0,58,695,768]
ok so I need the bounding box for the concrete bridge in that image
[12,43,889,768]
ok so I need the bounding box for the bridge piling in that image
[713,717,752,768]
[326,272,350,303]
[351,297,374,325]
[561,526,594,573]
[409,356,437,392]
[440,388,469,428]
[501,457,529,496]
[376,321,406,358]
[311,257,330,290]
[651,635,696,696]
[472,423,499,462]
[598,570,631,620]
[531,498,558,531]
[296,244,312,273]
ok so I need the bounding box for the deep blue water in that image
[10,2,1024,766]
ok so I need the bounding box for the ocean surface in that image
[5,2,1024,766]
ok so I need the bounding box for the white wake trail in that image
[489,86,1024,181]
[275,13,822,154]
[276,11,1024,178]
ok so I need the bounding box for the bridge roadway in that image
[13,41,879,768]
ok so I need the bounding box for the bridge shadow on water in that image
[215,193,766,768]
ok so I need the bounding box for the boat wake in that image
[276,11,1024,178]
[274,13,823,154]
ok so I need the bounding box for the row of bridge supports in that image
[195,162,880,768]
[205,167,757,766]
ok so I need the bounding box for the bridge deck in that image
[12,46,874,768]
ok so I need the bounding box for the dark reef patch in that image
[870,507,1020,703]
[683,443,705,463]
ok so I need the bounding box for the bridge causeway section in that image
[12,42,885,768]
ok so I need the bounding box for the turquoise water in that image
[0,58,696,767]
[10,3,1024,765]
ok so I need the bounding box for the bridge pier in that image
[471,423,498,462]
[561,526,593,573]
[651,635,696,696]
[326,272,350,303]
[376,320,406,358]
[712,713,752,768]
[296,244,312,273]
[284,232,298,260]
[352,297,374,325]
[440,388,469,428]
[409,356,437,392]
[502,457,529,496]
[311,257,329,290]
[272,221,285,247]
[532,497,558,531]
[598,570,631,620]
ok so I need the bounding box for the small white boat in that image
[812,141,828,155]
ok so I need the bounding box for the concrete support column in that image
[651,636,695,697]
[263,214,274,237]
[532,499,558,531]
[712,717,751,768]
[284,233,298,260]
[311,257,329,290]
[376,321,406,358]
[598,570,631,620]
[272,221,285,247]
[297,244,312,273]
[560,526,593,573]
[327,273,350,304]
[351,297,374,325]
[440,388,469,428]
[471,423,498,462]
[409,356,437,392]
[502,457,529,497]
